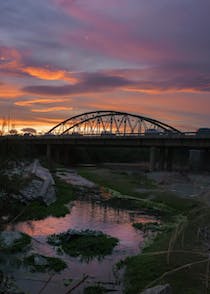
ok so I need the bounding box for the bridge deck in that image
[1,135,210,149]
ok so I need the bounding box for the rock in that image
[20,179,42,202]
[0,231,22,247]
[20,159,56,205]
[141,284,172,294]
[33,255,48,266]
[0,231,31,252]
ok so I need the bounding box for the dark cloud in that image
[0,0,82,69]
[23,73,132,95]
[22,68,210,96]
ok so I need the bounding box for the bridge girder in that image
[46,110,181,135]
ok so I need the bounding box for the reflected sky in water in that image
[6,200,156,293]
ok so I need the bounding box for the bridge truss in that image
[46,111,181,136]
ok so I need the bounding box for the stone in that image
[0,231,22,248]
[141,284,172,294]
[20,159,56,205]
[33,255,48,266]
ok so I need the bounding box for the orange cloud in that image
[0,46,78,83]
[122,87,164,95]
[15,98,67,106]
[0,83,23,99]
[38,117,65,124]
[23,67,78,83]
[31,106,71,113]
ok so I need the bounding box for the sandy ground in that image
[56,168,96,188]
[147,171,210,202]
[57,166,210,205]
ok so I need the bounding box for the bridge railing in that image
[42,132,188,138]
[3,132,210,139]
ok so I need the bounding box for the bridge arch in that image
[46,110,181,135]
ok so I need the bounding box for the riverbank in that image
[1,161,210,293]
[77,166,210,293]
[1,161,156,293]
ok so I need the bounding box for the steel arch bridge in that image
[46,110,181,136]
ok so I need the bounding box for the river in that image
[2,172,156,293]
[0,170,158,294]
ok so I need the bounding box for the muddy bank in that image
[56,168,96,188]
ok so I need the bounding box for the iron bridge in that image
[47,110,181,136]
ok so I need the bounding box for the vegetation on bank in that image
[123,209,210,294]
[47,229,119,260]
[19,178,76,220]
[1,159,209,293]
[0,176,77,223]
[133,222,162,232]
[77,167,198,220]
[77,167,209,293]
[78,167,156,196]
[84,285,108,294]
[24,254,67,272]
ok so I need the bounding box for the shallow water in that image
[4,200,156,293]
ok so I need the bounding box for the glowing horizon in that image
[1,0,210,132]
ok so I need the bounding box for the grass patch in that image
[84,285,108,294]
[77,167,199,215]
[123,233,208,293]
[47,229,119,260]
[78,166,208,293]
[133,222,162,232]
[132,220,180,233]
[151,190,199,213]
[24,254,67,272]
[77,167,154,196]
[123,207,210,294]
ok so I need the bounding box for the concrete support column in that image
[149,147,156,171]
[55,148,60,163]
[46,144,51,163]
[165,147,173,171]
[63,146,70,165]
[157,147,173,171]
[189,149,203,171]
[203,149,210,171]
[158,148,165,170]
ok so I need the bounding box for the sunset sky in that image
[1,0,210,132]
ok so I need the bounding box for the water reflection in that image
[5,200,156,293]
[9,201,153,239]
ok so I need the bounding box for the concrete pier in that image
[149,147,156,171]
